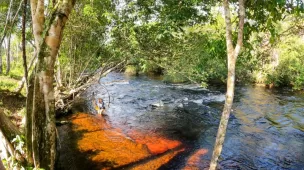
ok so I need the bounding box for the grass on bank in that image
[0,76,20,92]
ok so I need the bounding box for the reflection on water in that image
[57,72,304,170]
[221,86,304,169]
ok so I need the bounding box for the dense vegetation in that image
[1,1,303,91]
[0,0,303,169]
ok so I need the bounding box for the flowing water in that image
[57,72,304,170]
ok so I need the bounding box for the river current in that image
[57,72,304,170]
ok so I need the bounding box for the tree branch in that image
[223,0,234,55]
[55,60,126,114]
[0,0,14,47]
[15,53,38,93]
[234,0,245,58]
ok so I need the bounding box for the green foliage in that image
[1,0,303,92]
[83,5,98,18]
[266,36,304,90]
[12,135,25,155]
[59,0,117,87]
[1,135,26,170]
[107,1,304,89]
[2,157,43,170]
[109,9,228,85]
[0,76,19,91]
[2,157,25,170]
[163,72,188,84]
[124,65,138,75]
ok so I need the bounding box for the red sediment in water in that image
[127,130,182,155]
[68,113,184,169]
[70,113,110,131]
[183,148,209,170]
[131,148,185,170]
[78,131,150,168]
[70,113,150,169]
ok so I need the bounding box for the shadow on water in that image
[57,72,304,170]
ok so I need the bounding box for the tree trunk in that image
[30,0,44,51]
[6,33,11,75]
[0,109,24,163]
[0,51,2,75]
[209,0,245,169]
[26,73,34,165]
[56,57,63,87]
[0,109,20,140]
[27,0,76,169]
[0,156,5,170]
[22,0,28,94]
[26,0,45,165]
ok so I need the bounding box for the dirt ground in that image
[0,90,26,127]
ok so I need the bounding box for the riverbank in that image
[0,89,26,168]
[0,76,26,126]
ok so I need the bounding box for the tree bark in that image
[27,0,76,169]
[0,50,2,75]
[30,0,44,51]
[6,33,11,75]
[22,0,29,94]
[0,109,20,140]
[0,156,5,170]
[26,0,46,166]
[56,57,63,87]
[209,0,245,170]
[26,73,34,165]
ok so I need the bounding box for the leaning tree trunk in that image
[209,0,245,170]
[0,109,24,163]
[26,0,76,169]
[0,109,20,142]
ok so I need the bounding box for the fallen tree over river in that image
[54,60,125,115]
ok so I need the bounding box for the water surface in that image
[58,72,304,169]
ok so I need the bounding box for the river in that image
[57,72,304,170]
